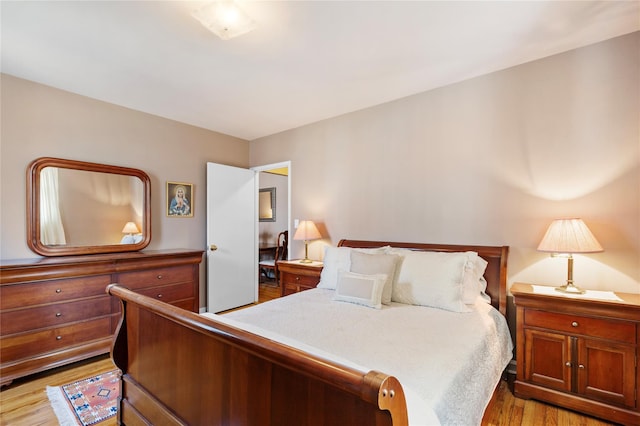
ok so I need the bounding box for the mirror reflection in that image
[41,167,144,246]
[28,157,151,256]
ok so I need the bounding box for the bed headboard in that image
[337,240,509,316]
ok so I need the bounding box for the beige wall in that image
[250,32,640,295]
[0,74,249,307]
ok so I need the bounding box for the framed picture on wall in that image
[166,181,193,217]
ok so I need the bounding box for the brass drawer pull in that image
[571,321,578,327]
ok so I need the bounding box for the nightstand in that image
[277,260,323,297]
[511,282,640,425]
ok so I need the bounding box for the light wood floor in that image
[1,355,117,426]
[0,284,617,426]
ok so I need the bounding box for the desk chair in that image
[259,230,288,285]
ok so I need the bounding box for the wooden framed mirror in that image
[27,157,151,256]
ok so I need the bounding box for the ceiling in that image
[2,1,638,141]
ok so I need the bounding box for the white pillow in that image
[349,251,400,305]
[318,247,351,289]
[392,250,471,312]
[333,270,387,309]
[461,251,489,304]
[317,246,387,290]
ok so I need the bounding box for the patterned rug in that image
[46,370,119,426]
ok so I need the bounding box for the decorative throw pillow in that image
[391,250,471,312]
[349,251,400,305]
[333,270,387,309]
[317,246,387,290]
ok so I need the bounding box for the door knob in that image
[210,244,218,251]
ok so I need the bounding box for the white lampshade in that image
[293,221,321,241]
[537,218,603,294]
[537,218,603,254]
[122,222,140,235]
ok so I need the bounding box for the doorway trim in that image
[251,161,291,260]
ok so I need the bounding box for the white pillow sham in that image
[461,251,489,304]
[349,251,400,305]
[317,246,386,290]
[333,270,387,309]
[386,247,490,306]
[391,250,471,313]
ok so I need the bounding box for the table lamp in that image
[293,220,321,263]
[537,218,603,294]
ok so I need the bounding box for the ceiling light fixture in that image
[192,1,256,40]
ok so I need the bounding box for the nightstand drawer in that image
[282,272,319,287]
[524,309,636,344]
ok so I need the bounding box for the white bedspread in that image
[202,289,513,426]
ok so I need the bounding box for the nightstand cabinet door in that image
[524,329,572,392]
[577,338,636,408]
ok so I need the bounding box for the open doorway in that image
[252,161,291,287]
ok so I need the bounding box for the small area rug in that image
[46,370,119,426]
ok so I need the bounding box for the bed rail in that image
[107,284,408,425]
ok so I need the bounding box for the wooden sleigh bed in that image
[107,240,509,425]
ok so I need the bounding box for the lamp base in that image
[299,258,313,264]
[555,283,586,294]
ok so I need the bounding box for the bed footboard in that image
[107,284,408,425]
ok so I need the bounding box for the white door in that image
[206,163,257,313]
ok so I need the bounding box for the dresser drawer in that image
[524,309,636,343]
[0,275,112,310]
[135,283,194,304]
[0,296,112,336]
[0,317,112,363]
[116,265,193,289]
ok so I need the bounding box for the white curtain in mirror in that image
[40,167,66,245]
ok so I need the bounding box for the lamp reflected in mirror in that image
[121,222,142,244]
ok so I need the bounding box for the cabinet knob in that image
[55,289,62,293]
[157,294,163,298]
[55,312,62,317]
[578,364,585,369]
[157,275,163,280]
[565,362,572,367]
[56,336,62,341]
[571,321,578,327]
[295,276,300,281]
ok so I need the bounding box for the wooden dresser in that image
[277,260,323,297]
[0,249,203,387]
[511,282,639,425]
